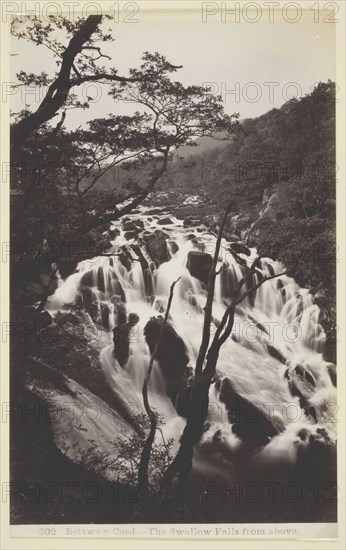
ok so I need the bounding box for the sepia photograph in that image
[2,0,344,543]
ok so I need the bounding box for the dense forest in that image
[158,81,336,361]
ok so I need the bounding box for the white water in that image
[44,197,336,482]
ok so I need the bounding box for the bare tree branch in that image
[195,204,232,376]
[138,277,181,499]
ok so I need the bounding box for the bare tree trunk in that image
[138,277,181,500]
[11,16,103,154]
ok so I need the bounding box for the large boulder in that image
[144,317,190,406]
[119,246,132,271]
[143,230,169,267]
[76,286,99,320]
[123,220,138,232]
[186,250,213,285]
[285,363,318,422]
[124,230,138,241]
[107,226,120,240]
[113,313,139,367]
[169,241,179,255]
[183,215,201,228]
[157,217,174,225]
[217,377,285,445]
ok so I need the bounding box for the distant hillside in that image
[164,81,337,360]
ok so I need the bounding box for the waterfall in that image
[44,197,336,482]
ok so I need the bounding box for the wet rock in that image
[245,271,260,307]
[268,264,275,277]
[218,377,285,445]
[119,246,132,271]
[108,226,120,239]
[100,303,110,330]
[36,310,53,330]
[326,363,337,387]
[169,241,179,255]
[247,314,269,335]
[112,301,127,325]
[123,221,137,232]
[144,317,190,405]
[157,217,174,225]
[186,250,213,285]
[266,344,287,364]
[146,208,167,215]
[134,219,144,229]
[186,234,196,240]
[76,286,99,320]
[285,364,317,414]
[229,242,251,256]
[256,322,268,334]
[97,266,106,293]
[143,230,169,267]
[124,230,138,241]
[80,270,95,288]
[113,313,140,367]
[183,216,201,228]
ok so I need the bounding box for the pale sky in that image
[10,10,336,128]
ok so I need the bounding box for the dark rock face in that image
[111,300,127,325]
[76,286,99,320]
[36,310,53,331]
[229,242,251,256]
[119,247,132,271]
[131,244,153,295]
[108,227,120,239]
[143,230,169,267]
[80,270,95,288]
[144,317,190,406]
[99,303,111,330]
[157,217,174,225]
[186,250,213,285]
[266,344,287,364]
[285,364,318,422]
[124,230,138,240]
[217,377,284,445]
[113,314,139,367]
[183,216,201,228]
[169,241,179,255]
[146,208,168,215]
[326,363,337,387]
[123,221,138,232]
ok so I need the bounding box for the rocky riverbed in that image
[13,191,337,524]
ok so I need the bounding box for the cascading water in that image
[45,196,336,483]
